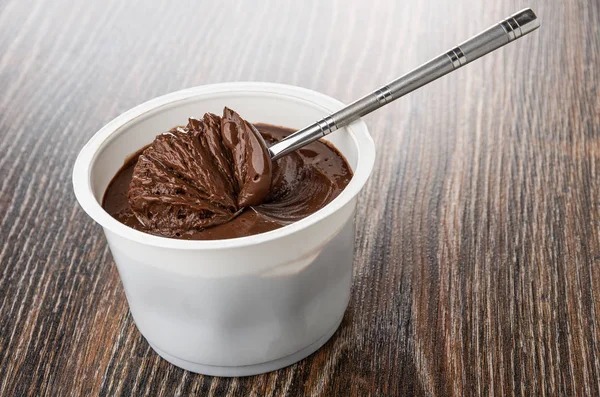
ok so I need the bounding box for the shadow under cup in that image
[72,83,376,376]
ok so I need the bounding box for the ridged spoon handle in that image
[269,8,540,160]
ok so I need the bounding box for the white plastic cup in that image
[72,82,376,376]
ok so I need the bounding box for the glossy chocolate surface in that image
[103,113,352,240]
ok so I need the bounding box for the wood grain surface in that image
[1,0,599,395]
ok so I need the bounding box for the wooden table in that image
[1,0,599,395]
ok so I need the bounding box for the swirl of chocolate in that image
[127,108,272,237]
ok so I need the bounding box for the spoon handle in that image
[269,8,540,160]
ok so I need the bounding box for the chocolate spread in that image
[102,108,352,240]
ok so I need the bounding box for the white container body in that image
[73,83,375,376]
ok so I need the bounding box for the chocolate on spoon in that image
[127,107,272,235]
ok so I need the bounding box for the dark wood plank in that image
[0,0,599,395]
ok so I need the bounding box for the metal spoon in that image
[269,8,540,161]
